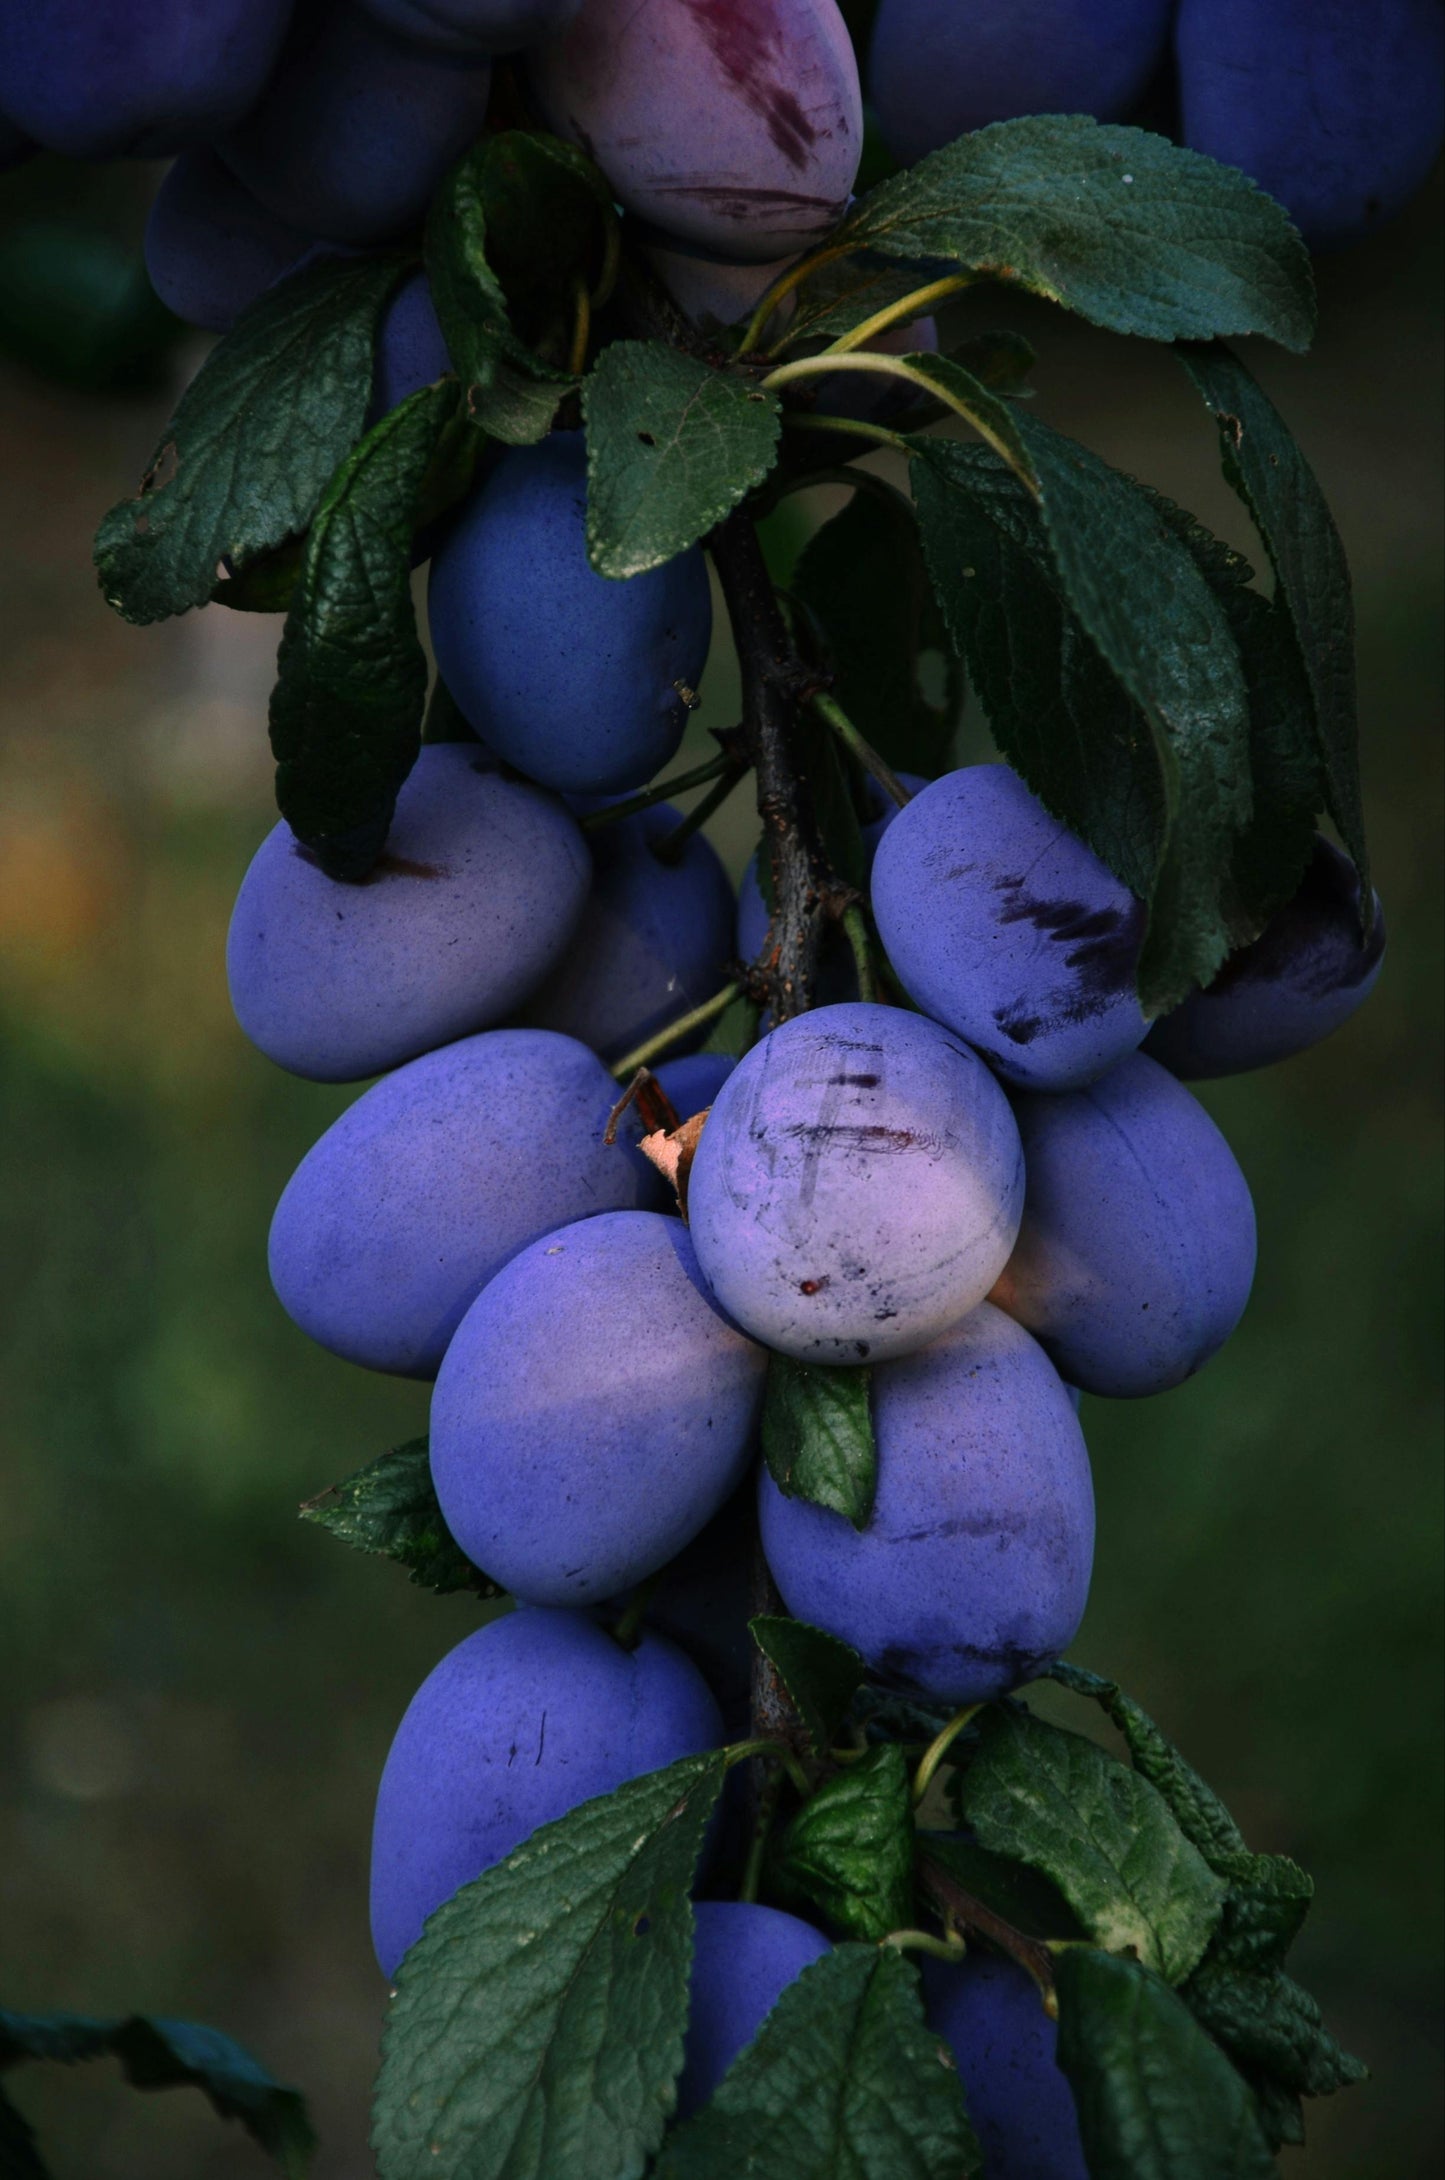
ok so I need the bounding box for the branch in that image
[915,1847,1058,2005]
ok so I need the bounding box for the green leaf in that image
[1046,1662,1248,1868]
[792,485,959,777]
[299,1438,497,1596]
[0,2083,48,2180]
[583,343,781,578]
[1183,1965,1367,2103]
[269,380,476,879]
[1054,1948,1276,2179]
[94,253,405,625]
[372,1751,725,2180]
[792,701,868,892]
[655,1944,980,2180]
[761,1354,875,1529]
[915,1835,1088,1943]
[700,993,761,1058]
[1180,341,1368,908]
[1205,1855,1314,1975]
[425,132,610,445]
[782,251,958,347]
[747,1616,863,1754]
[837,115,1314,351]
[958,1709,1226,1984]
[0,2010,315,2177]
[771,1745,914,1942]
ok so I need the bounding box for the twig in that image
[610,982,742,1079]
[577,749,740,830]
[811,690,913,810]
[915,1847,1058,2006]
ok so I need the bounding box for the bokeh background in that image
[0,148,1439,2180]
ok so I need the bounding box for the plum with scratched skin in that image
[687,1002,1025,1364]
[760,1302,1094,1704]
[370,1608,721,1977]
[922,1950,1087,2180]
[678,1903,832,2117]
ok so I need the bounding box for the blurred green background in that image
[0,154,1439,2179]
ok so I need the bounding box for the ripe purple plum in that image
[217,0,493,245]
[867,0,1173,167]
[687,1003,1024,1364]
[990,1051,1257,1398]
[760,1302,1094,1703]
[368,269,453,420]
[355,0,580,53]
[431,1210,767,1602]
[0,0,294,160]
[428,433,713,796]
[370,1607,721,1977]
[1144,837,1386,1079]
[521,805,735,1063]
[921,1951,1087,2180]
[871,765,1149,1092]
[1177,0,1445,252]
[144,151,317,334]
[653,1050,737,1118]
[679,1903,832,2117]
[268,1028,658,1378]
[227,743,589,1082]
[530,0,863,262]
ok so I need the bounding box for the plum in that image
[687,1003,1024,1364]
[369,269,453,420]
[227,743,590,1082]
[143,152,318,334]
[370,1607,721,1977]
[521,804,735,1063]
[760,1302,1093,1703]
[217,0,493,245]
[653,1050,738,1118]
[529,0,863,262]
[0,0,295,160]
[870,765,1149,1092]
[921,1951,1087,2180]
[431,1210,767,1602]
[611,1478,755,1730]
[867,0,1173,167]
[268,1028,659,1378]
[990,1051,1257,1398]
[355,0,580,54]
[1144,837,1386,1079]
[428,433,713,796]
[1177,0,1445,252]
[679,1902,832,2117]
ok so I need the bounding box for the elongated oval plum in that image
[227,744,589,1082]
[144,152,317,334]
[269,1029,658,1378]
[688,1003,1024,1365]
[432,1210,767,1602]
[921,1952,1087,2180]
[1177,0,1445,252]
[0,0,295,160]
[356,0,579,54]
[991,1052,1257,1398]
[867,0,1173,167]
[529,0,863,262]
[369,269,453,420]
[217,0,493,245]
[679,1903,832,2117]
[429,434,713,796]
[521,805,735,1063]
[760,1302,1093,1703]
[654,1050,737,1119]
[1144,837,1386,1079]
[370,1608,720,1976]
[871,765,1149,1092]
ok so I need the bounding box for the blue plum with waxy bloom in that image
[679,1903,832,2118]
[760,1301,1094,1704]
[268,1028,659,1379]
[922,1950,1087,2180]
[653,1050,737,1118]
[429,433,713,797]
[144,151,316,334]
[370,1607,721,1977]
[991,1051,1257,1398]
[431,1210,767,1604]
[871,764,1149,1092]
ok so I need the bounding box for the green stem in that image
[842,905,878,1005]
[611,982,743,1079]
[811,690,913,810]
[611,1578,656,1650]
[821,273,976,356]
[567,276,591,377]
[739,1767,784,1906]
[739,240,853,356]
[911,1703,984,1808]
[782,411,909,455]
[773,462,915,518]
[578,752,739,831]
[882,1928,971,1965]
[724,1737,813,1799]
[769,353,1039,493]
[653,763,750,863]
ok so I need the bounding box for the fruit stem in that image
[911,1704,983,1807]
[842,905,879,1005]
[881,1928,970,1965]
[567,276,591,377]
[610,1577,656,1650]
[610,982,743,1079]
[821,273,976,357]
[915,1846,1057,2001]
[811,689,913,809]
[739,1766,785,1905]
[577,750,741,830]
[738,240,853,357]
[782,410,909,454]
[653,760,751,863]
[723,1738,813,1800]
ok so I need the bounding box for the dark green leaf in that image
[1205,1854,1314,1974]
[792,485,959,777]
[792,701,867,891]
[1183,1964,1367,2102]
[748,1616,863,1754]
[0,2083,47,2180]
[958,1709,1226,1983]
[583,343,781,578]
[782,251,958,348]
[95,253,405,625]
[838,116,1314,350]
[299,1438,496,1596]
[1247,2073,1305,2153]
[761,1354,875,1528]
[1180,342,1367,906]
[212,533,306,616]
[655,1944,980,2180]
[372,1751,725,2180]
[1054,1948,1276,2179]
[772,1745,914,1942]
[915,1835,1088,1943]
[1046,1662,1248,1868]
[269,380,476,879]
[700,994,761,1058]
[0,2010,315,2178]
